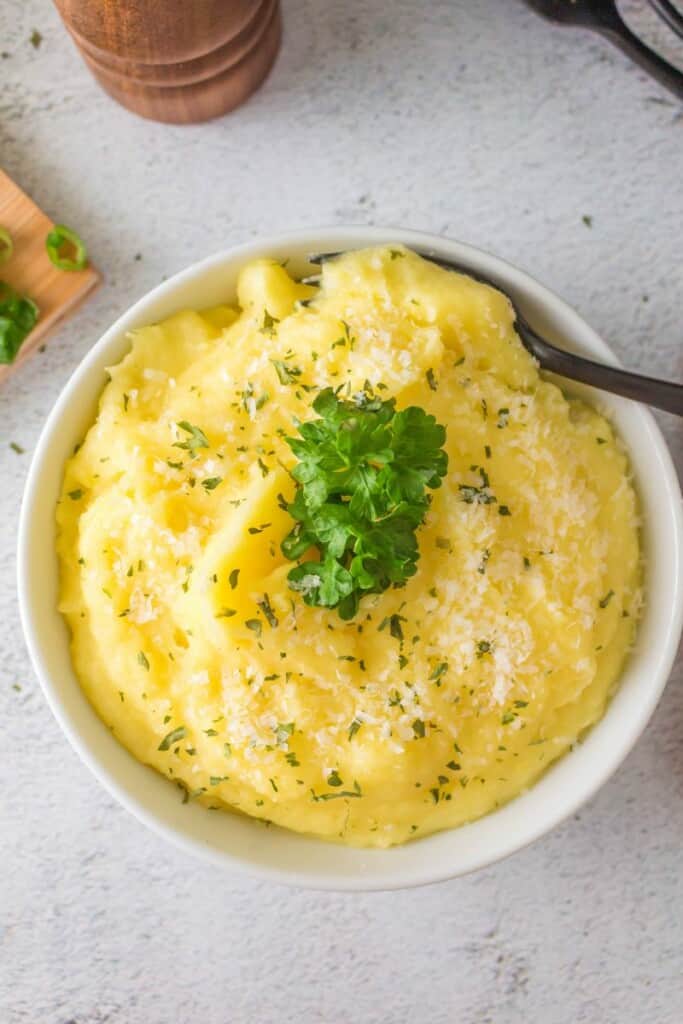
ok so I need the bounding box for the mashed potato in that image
[57,246,641,847]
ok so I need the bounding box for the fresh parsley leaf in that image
[281,387,448,618]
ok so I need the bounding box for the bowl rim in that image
[17,225,683,890]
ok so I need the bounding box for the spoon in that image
[305,251,683,417]
[523,0,683,100]
[648,0,683,40]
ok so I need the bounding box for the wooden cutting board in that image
[0,169,101,383]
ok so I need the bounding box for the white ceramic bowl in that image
[18,226,683,890]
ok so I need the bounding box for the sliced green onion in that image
[45,224,88,271]
[0,227,13,265]
[0,281,39,364]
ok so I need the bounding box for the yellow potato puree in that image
[57,246,641,848]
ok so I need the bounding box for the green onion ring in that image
[45,224,89,271]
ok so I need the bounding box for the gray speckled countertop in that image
[1,1,682,1021]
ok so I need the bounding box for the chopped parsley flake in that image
[379,613,406,642]
[158,725,186,751]
[348,718,362,740]
[248,523,271,534]
[311,779,362,801]
[429,661,448,684]
[274,722,294,746]
[476,640,493,658]
[270,359,301,385]
[174,421,209,458]
[257,593,279,628]
[261,310,279,336]
[202,476,222,491]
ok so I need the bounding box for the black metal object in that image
[306,251,683,417]
[647,0,683,41]
[523,0,683,100]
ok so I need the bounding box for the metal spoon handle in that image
[307,250,683,417]
[647,0,683,41]
[601,8,683,100]
[518,315,683,416]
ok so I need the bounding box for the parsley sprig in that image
[281,387,448,619]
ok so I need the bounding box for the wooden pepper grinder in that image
[52,0,282,124]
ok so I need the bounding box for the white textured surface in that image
[1,1,682,1021]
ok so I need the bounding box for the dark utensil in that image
[647,0,683,41]
[523,0,683,100]
[305,251,683,417]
